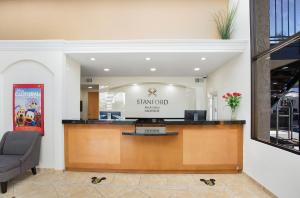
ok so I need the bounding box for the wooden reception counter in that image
[62,120,245,173]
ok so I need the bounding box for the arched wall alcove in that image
[0,59,55,75]
[0,59,55,168]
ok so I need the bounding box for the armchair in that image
[0,131,41,193]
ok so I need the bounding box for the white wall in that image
[63,56,81,120]
[100,83,196,118]
[0,52,63,169]
[0,51,80,170]
[1,60,56,168]
[206,1,300,198]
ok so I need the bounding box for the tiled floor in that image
[1,169,275,198]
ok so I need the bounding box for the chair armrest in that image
[0,132,9,155]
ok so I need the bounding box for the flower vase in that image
[231,109,237,120]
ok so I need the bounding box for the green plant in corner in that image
[214,3,238,39]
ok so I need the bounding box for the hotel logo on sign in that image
[136,87,169,113]
[148,88,157,97]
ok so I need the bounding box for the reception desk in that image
[62,120,245,173]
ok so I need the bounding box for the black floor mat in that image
[200,178,216,186]
[91,177,107,184]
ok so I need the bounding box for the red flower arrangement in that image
[222,92,242,119]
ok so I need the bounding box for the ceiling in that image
[81,84,99,91]
[69,52,241,77]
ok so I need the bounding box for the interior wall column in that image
[251,0,270,141]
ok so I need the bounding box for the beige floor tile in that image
[164,174,199,189]
[170,189,200,198]
[141,188,174,198]
[94,185,133,198]
[139,174,168,187]
[1,171,274,198]
[189,184,231,198]
[13,182,58,198]
[54,183,102,198]
[111,174,141,186]
[120,189,150,198]
[56,172,85,185]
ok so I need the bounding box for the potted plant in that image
[222,92,242,120]
[214,3,238,39]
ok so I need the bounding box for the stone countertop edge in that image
[62,120,246,125]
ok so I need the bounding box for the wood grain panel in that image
[182,126,239,165]
[121,135,180,170]
[64,124,243,173]
[65,125,122,165]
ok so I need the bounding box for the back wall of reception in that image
[81,77,207,120]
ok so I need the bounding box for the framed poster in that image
[13,84,44,135]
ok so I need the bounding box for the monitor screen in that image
[99,111,121,120]
[184,110,207,121]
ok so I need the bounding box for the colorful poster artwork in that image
[13,84,44,135]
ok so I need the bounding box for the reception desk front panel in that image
[63,121,244,173]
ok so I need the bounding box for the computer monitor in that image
[99,111,121,120]
[184,110,207,121]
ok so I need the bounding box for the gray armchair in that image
[0,131,41,193]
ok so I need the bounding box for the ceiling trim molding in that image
[0,39,248,53]
[65,39,248,53]
[0,40,65,51]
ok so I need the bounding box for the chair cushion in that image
[0,155,21,172]
[2,132,37,155]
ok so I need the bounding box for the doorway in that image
[88,92,99,119]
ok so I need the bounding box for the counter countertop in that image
[62,119,246,125]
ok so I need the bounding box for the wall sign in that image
[136,88,169,113]
[125,84,195,118]
[13,84,44,135]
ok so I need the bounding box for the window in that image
[269,0,300,43]
[251,0,300,154]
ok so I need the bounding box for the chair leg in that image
[1,182,7,193]
[31,167,37,175]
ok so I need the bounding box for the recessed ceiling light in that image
[194,67,200,71]
[150,68,157,72]
[90,57,96,61]
[100,85,108,89]
[201,57,206,61]
[273,82,278,85]
[88,86,93,89]
[145,57,151,61]
[104,68,110,72]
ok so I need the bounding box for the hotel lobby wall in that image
[0,0,227,40]
[63,56,81,120]
[206,1,300,197]
[0,51,80,170]
[103,84,196,118]
[80,76,206,119]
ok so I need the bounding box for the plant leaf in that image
[213,2,238,39]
